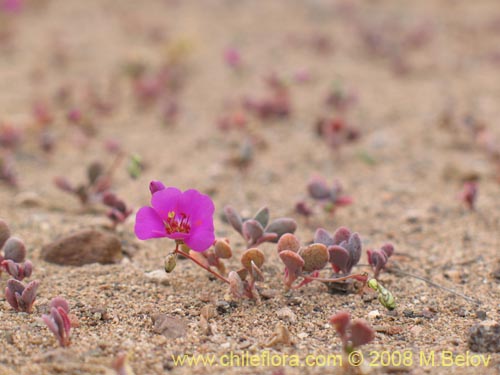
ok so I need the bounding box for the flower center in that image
[165,211,191,234]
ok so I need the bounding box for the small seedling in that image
[223,47,242,70]
[0,219,33,280]
[330,311,375,354]
[228,247,266,301]
[315,116,360,150]
[41,296,71,347]
[102,192,133,228]
[314,227,362,274]
[324,83,357,112]
[243,75,290,120]
[297,175,353,216]
[224,205,297,247]
[5,278,40,313]
[367,243,394,279]
[277,233,367,292]
[367,279,396,310]
[54,155,132,227]
[460,181,478,210]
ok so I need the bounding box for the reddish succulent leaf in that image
[256,232,278,245]
[277,233,300,253]
[314,228,334,247]
[242,219,264,245]
[350,319,375,348]
[3,237,26,263]
[299,243,329,272]
[345,233,362,270]
[21,280,39,313]
[5,285,18,310]
[279,250,304,276]
[50,296,70,313]
[2,260,18,278]
[265,218,297,240]
[332,226,351,245]
[214,238,232,259]
[328,245,350,273]
[381,243,394,257]
[307,177,331,200]
[330,311,350,337]
[0,218,11,249]
[241,248,265,271]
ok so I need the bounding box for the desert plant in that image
[367,243,394,279]
[41,296,71,347]
[224,205,297,247]
[5,278,39,313]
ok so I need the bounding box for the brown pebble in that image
[152,314,187,339]
[468,320,500,352]
[41,229,122,266]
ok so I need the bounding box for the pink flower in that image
[135,186,215,252]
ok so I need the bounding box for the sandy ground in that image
[0,0,500,374]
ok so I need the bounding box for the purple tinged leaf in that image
[50,307,64,335]
[253,206,269,228]
[255,232,278,245]
[307,177,332,200]
[381,243,394,257]
[42,314,59,336]
[242,220,264,245]
[7,278,24,296]
[58,307,71,338]
[328,245,350,274]
[23,260,33,278]
[0,218,10,248]
[3,237,26,263]
[264,218,297,241]
[332,226,351,245]
[50,296,70,313]
[224,205,243,234]
[277,233,300,253]
[21,280,39,313]
[5,286,18,310]
[346,233,362,269]
[367,249,387,277]
[314,228,334,247]
[350,319,375,348]
[3,259,19,278]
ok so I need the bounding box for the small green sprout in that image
[367,278,396,310]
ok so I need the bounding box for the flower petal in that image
[184,229,215,252]
[177,189,215,219]
[150,187,183,221]
[135,207,166,239]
